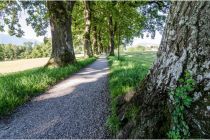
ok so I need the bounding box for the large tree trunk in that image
[46,1,76,67]
[117,1,210,138]
[109,15,115,56]
[98,30,103,54]
[83,1,93,57]
[93,25,98,55]
[117,29,120,60]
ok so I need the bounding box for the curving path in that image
[0,55,110,139]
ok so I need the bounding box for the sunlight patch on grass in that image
[107,51,156,134]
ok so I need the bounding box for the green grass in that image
[107,51,156,134]
[0,57,96,116]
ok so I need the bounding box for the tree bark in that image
[118,29,120,60]
[93,24,98,55]
[46,1,76,67]
[83,0,93,57]
[98,30,103,53]
[117,1,210,138]
[109,15,115,56]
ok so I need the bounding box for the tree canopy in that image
[0,1,169,65]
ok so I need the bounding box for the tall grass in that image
[107,51,156,134]
[0,57,96,116]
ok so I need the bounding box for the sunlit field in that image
[0,54,84,74]
[0,58,49,74]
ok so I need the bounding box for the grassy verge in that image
[0,57,96,116]
[107,51,156,134]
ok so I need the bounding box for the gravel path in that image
[0,55,110,139]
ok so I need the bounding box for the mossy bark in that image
[46,1,76,67]
[83,0,93,57]
[98,30,103,53]
[117,1,210,138]
[109,15,115,56]
[93,24,99,55]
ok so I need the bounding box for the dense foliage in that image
[72,1,169,56]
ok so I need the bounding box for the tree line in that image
[0,41,51,61]
[0,1,169,66]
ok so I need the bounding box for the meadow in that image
[0,58,49,74]
[0,54,84,74]
[107,50,157,134]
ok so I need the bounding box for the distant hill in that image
[0,34,40,45]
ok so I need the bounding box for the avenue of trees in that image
[0,1,168,66]
[1,0,209,139]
